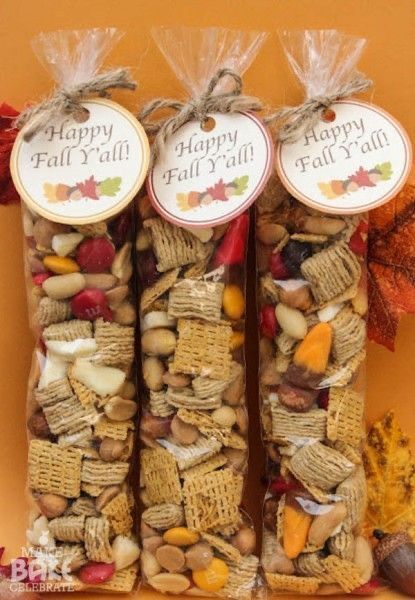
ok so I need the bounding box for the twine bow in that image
[15,67,136,142]
[266,74,372,143]
[139,67,263,162]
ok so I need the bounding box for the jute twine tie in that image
[139,67,263,163]
[265,74,372,143]
[15,67,136,142]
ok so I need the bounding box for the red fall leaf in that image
[368,172,415,350]
[77,175,99,200]
[0,103,20,205]
[206,178,227,201]
[350,166,376,188]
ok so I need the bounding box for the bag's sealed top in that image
[11,28,150,225]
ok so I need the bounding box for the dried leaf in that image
[368,176,415,350]
[364,411,415,539]
[0,103,20,205]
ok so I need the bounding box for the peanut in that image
[148,573,190,594]
[42,273,86,300]
[171,415,199,445]
[261,537,294,575]
[111,242,133,284]
[142,328,177,356]
[223,370,244,406]
[162,372,191,388]
[308,502,347,547]
[136,229,151,251]
[37,494,68,518]
[33,218,70,249]
[143,356,165,391]
[95,485,121,511]
[278,283,312,311]
[84,273,117,290]
[303,216,345,236]
[104,396,137,421]
[211,406,237,428]
[105,284,129,307]
[143,535,164,553]
[113,301,136,325]
[99,437,126,462]
[257,223,288,245]
[156,545,186,573]
[234,406,248,435]
[223,448,247,472]
[138,196,157,220]
[141,550,162,579]
[185,543,213,571]
[141,522,157,539]
[231,527,256,555]
[353,536,374,584]
[275,304,307,340]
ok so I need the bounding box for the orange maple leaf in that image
[368,171,415,350]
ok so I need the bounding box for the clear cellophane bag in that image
[256,30,372,596]
[136,26,266,599]
[22,29,140,594]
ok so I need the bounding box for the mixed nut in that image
[257,175,372,595]
[137,197,258,599]
[23,207,140,593]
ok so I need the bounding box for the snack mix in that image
[137,196,259,599]
[24,207,140,592]
[257,175,372,595]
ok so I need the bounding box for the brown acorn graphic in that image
[374,530,415,596]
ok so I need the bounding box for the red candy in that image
[260,305,278,339]
[32,272,51,286]
[78,562,115,585]
[270,476,299,496]
[213,213,249,267]
[71,288,113,321]
[352,578,382,595]
[76,237,115,273]
[349,229,367,256]
[269,252,290,280]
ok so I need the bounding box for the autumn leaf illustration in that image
[364,411,415,539]
[206,178,227,201]
[375,161,393,181]
[77,175,99,200]
[350,166,376,187]
[368,174,415,350]
[233,175,249,196]
[98,177,121,197]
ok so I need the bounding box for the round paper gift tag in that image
[147,112,274,228]
[11,98,150,224]
[276,100,412,214]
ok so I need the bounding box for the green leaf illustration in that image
[375,162,393,181]
[232,175,249,196]
[98,177,122,197]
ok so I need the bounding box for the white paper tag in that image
[147,112,273,227]
[11,98,150,224]
[276,100,412,214]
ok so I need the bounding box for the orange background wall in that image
[1,1,415,598]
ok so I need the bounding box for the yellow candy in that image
[163,527,200,546]
[192,557,229,592]
[223,284,245,320]
[230,330,245,351]
[43,255,80,275]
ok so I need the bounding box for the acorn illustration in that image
[374,530,415,596]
